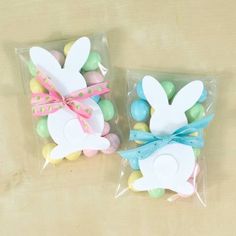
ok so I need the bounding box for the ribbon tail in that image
[193,114,215,129]
[31,93,56,105]
[175,114,214,136]
[32,102,63,116]
[69,101,92,119]
[69,82,110,100]
[129,130,159,143]
[174,135,204,148]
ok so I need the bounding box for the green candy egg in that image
[98,99,115,121]
[186,103,205,123]
[27,61,37,77]
[82,51,101,71]
[148,188,165,198]
[36,117,50,138]
[161,81,176,100]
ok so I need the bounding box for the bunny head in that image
[142,76,203,135]
[30,37,91,97]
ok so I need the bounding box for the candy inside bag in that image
[16,33,121,171]
[116,69,216,206]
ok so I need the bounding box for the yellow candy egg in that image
[133,122,149,144]
[30,78,46,93]
[64,41,75,56]
[150,107,155,116]
[190,132,199,137]
[128,171,142,191]
[42,143,62,165]
[65,151,82,161]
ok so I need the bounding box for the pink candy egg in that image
[102,122,110,136]
[83,149,98,157]
[102,133,120,154]
[83,71,104,85]
[50,50,65,66]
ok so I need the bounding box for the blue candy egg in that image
[131,99,150,121]
[92,95,101,103]
[129,159,140,170]
[198,88,208,103]
[136,80,146,100]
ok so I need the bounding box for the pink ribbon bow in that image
[31,73,110,132]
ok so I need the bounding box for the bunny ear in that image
[142,75,169,109]
[64,37,91,72]
[30,47,61,76]
[172,80,203,112]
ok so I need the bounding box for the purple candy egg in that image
[84,71,104,85]
[102,122,111,136]
[102,133,120,154]
[50,50,65,66]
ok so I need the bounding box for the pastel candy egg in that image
[131,99,150,122]
[102,133,120,154]
[190,132,198,137]
[83,71,104,85]
[102,122,110,136]
[92,95,101,103]
[133,122,149,144]
[50,50,65,66]
[36,117,50,138]
[129,159,140,170]
[186,103,205,123]
[42,143,62,165]
[65,151,82,161]
[82,51,101,71]
[30,78,46,93]
[64,41,74,56]
[161,81,176,100]
[136,80,146,100]
[83,149,98,157]
[148,188,165,198]
[198,88,208,103]
[27,61,37,77]
[98,99,115,121]
[128,171,142,191]
[133,122,149,132]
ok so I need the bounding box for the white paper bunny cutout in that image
[30,37,110,160]
[131,76,203,195]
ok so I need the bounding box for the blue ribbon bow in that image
[119,114,214,161]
